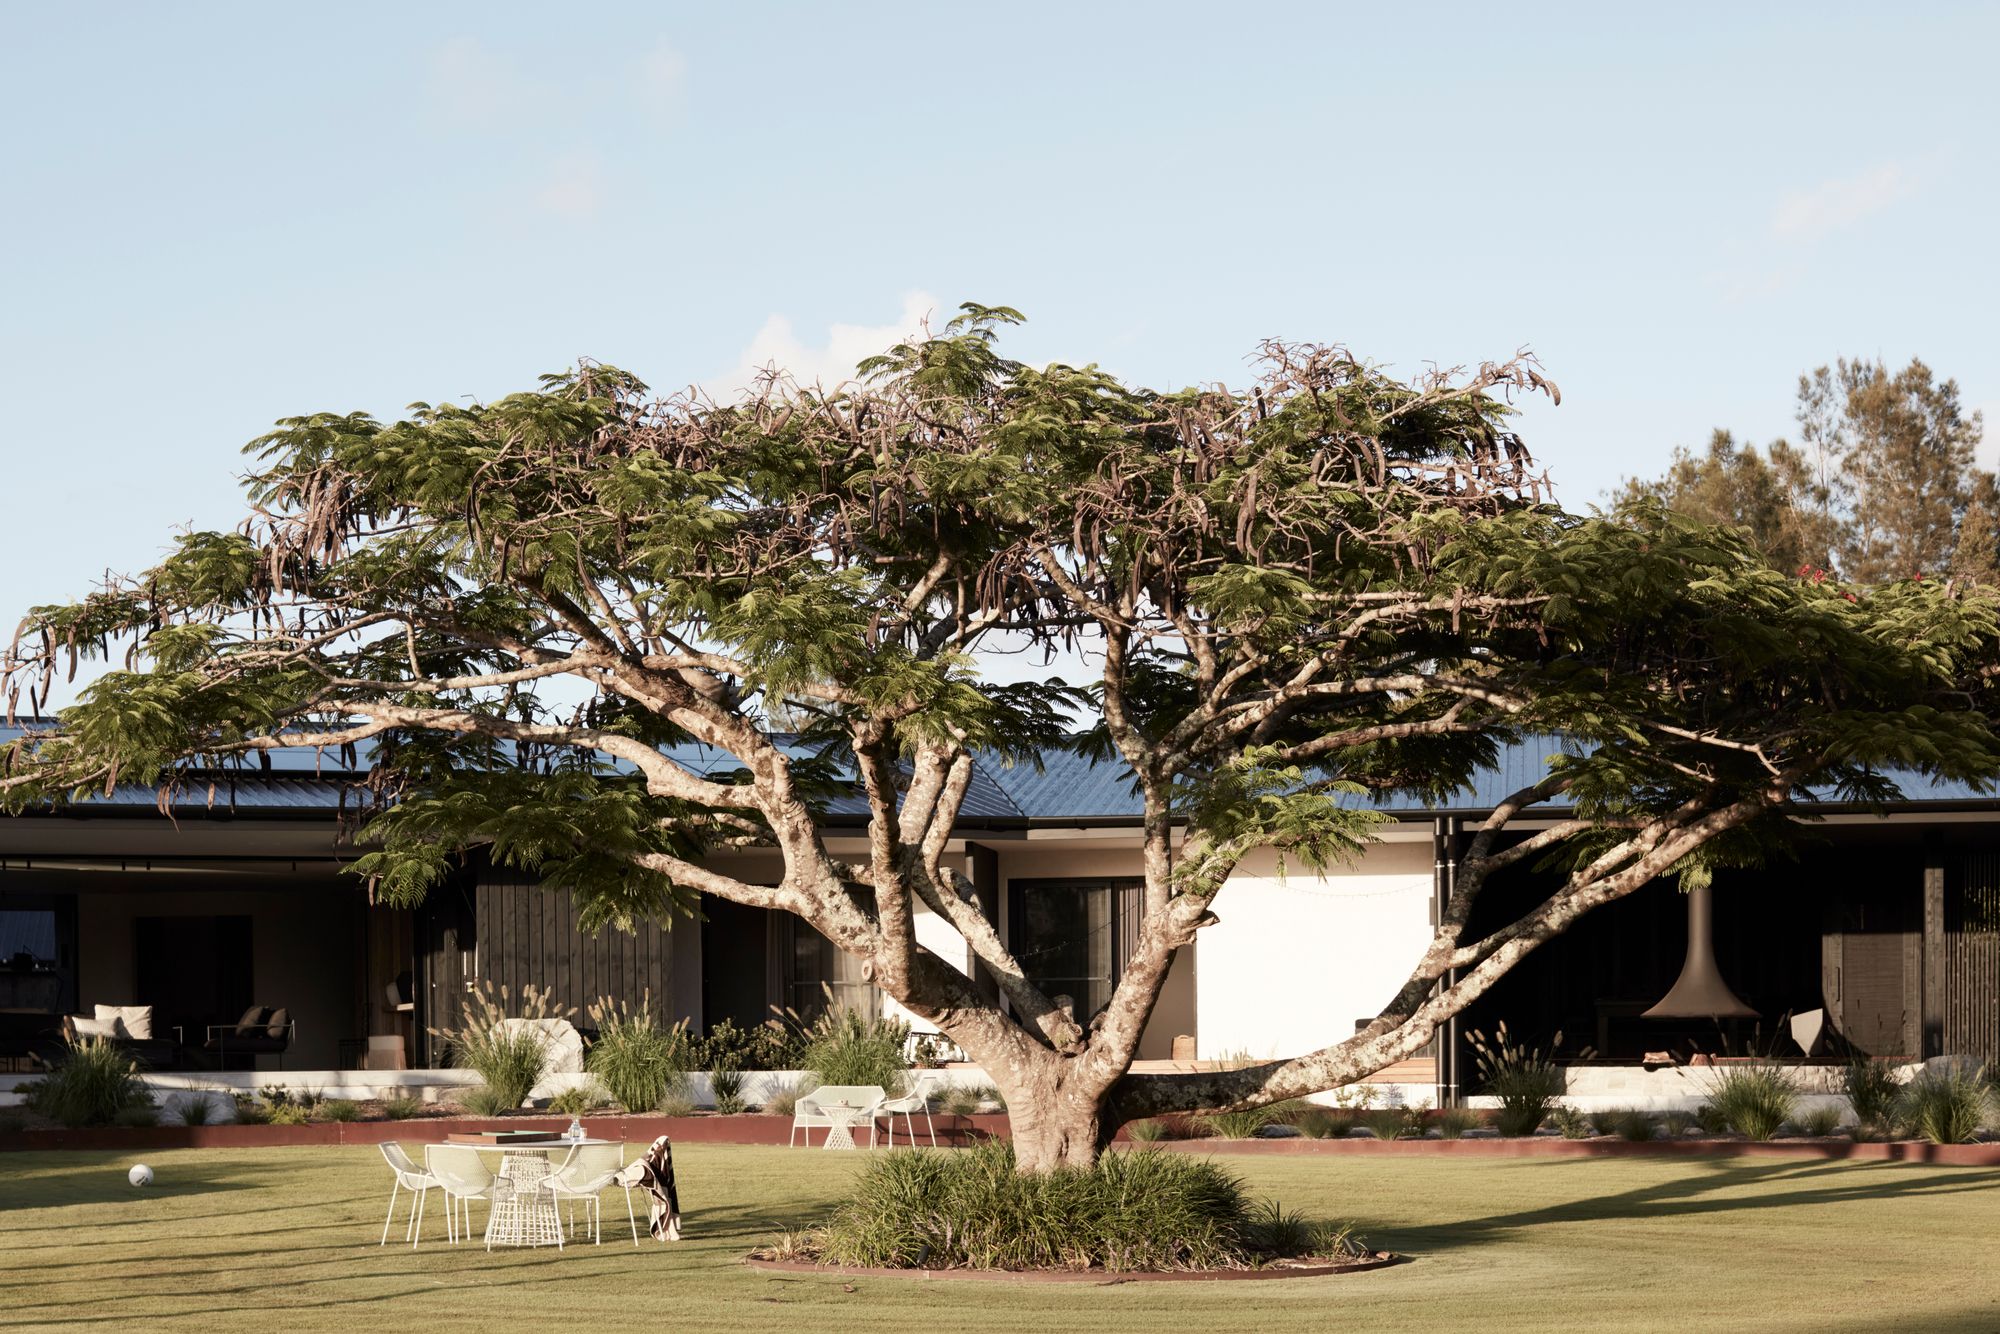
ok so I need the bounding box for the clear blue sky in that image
[4,3,1996,704]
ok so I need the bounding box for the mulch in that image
[740,1252,1409,1283]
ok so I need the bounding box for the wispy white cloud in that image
[534,153,606,220]
[712,291,942,396]
[633,39,688,121]
[1771,162,1917,241]
[428,35,543,126]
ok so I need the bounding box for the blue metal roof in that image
[1,723,1991,821]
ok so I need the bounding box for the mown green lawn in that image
[0,1145,1994,1333]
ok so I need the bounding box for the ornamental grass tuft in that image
[710,1065,747,1114]
[1467,1023,1568,1137]
[1898,1065,1991,1145]
[757,1076,804,1117]
[432,981,568,1111]
[1612,1108,1658,1142]
[939,1083,1005,1117]
[585,992,692,1113]
[546,1085,601,1117]
[1291,1107,1355,1139]
[1843,1058,1903,1135]
[26,1038,143,1128]
[794,1003,910,1094]
[802,1142,1359,1272]
[168,1091,223,1127]
[458,1086,515,1118]
[1201,1099,1305,1140]
[1704,1064,1798,1141]
[1550,1106,1591,1139]
[1435,1106,1481,1139]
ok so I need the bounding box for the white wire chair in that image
[423,1143,501,1245]
[876,1076,938,1148]
[377,1142,439,1247]
[544,1143,639,1246]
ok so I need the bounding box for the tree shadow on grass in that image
[0,1199,801,1326]
[1381,1157,2000,1258]
[0,1160,275,1217]
[0,1198,792,1296]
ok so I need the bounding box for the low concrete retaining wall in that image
[0,1112,1011,1153]
[0,1067,1005,1112]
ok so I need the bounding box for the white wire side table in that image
[485,1154,565,1250]
[818,1101,865,1150]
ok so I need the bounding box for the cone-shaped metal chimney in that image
[1643,882,1757,1020]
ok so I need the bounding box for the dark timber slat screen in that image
[1946,853,2000,1064]
[474,869,677,1022]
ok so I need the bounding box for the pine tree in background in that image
[1622,357,1990,583]
[1803,358,1987,583]
[1612,429,1835,573]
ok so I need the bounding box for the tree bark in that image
[992,1058,1109,1172]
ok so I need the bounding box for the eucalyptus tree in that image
[8,307,2000,1170]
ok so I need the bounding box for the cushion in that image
[68,1014,118,1039]
[234,1006,271,1039]
[94,1004,153,1040]
[265,1007,291,1041]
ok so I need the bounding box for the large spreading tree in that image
[8,307,2000,1170]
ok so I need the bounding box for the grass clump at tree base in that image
[761,1142,1370,1272]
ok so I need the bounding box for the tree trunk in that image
[1008,1096,1106,1172]
[985,1058,1110,1172]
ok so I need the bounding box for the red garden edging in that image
[740,1253,1408,1283]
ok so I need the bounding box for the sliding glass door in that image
[1009,878,1143,1020]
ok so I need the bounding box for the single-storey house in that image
[3,723,1996,1098]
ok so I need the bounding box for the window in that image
[0,894,76,1015]
[1009,878,1142,1020]
[775,894,879,1022]
[0,909,57,968]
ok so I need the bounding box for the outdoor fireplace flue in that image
[1642,882,1757,1020]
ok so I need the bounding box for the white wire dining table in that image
[468,1138,615,1250]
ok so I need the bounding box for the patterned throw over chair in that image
[377,1142,440,1247]
[615,1135,682,1242]
[545,1143,640,1246]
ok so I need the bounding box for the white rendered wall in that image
[1195,839,1433,1061]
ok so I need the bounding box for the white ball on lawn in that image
[128,1164,153,1188]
